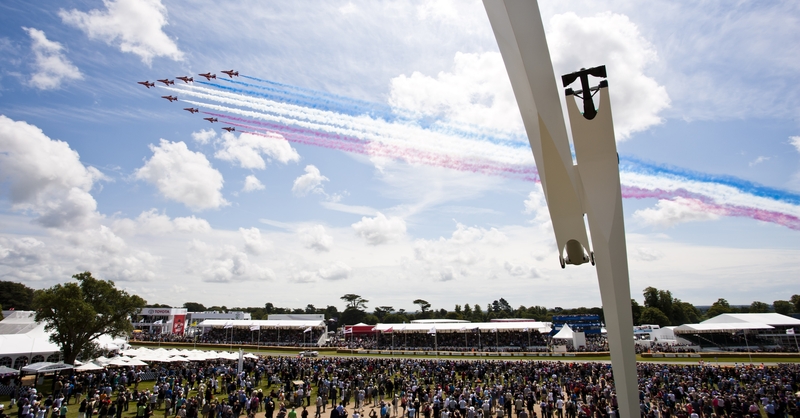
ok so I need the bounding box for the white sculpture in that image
[483,1,638,417]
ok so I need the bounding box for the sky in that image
[0,0,798,313]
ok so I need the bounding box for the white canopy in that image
[198,319,325,329]
[373,321,550,333]
[75,362,105,371]
[552,324,574,339]
[673,322,773,334]
[21,362,73,374]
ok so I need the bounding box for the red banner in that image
[172,314,186,335]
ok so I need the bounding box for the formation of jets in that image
[139,71,242,133]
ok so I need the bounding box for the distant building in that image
[551,315,603,335]
[187,311,251,324]
[134,307,188,335]
[674,313,800,350]
[268,314,324,321]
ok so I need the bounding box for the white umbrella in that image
[75,362,105,371]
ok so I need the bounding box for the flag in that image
[788,328,795,335]
[344,328,352,334]
[191,321,198,327]
[523,328,529,332]
[223,321,234,329]
[153,319,163,325]
[460,326,467,332]
[250,325,260,331]
[428,327,437,335]
[383,327,393,333]
[491,328,498,333]
[304,327,312,333]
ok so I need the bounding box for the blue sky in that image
[0,0,798,312]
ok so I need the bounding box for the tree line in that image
[2,276,798,365]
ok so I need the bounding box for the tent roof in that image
[702,313,800,327]
[552,324,574,339]
[0,365,19,375]
[374,321,549,333]
[21,362,73,373]
[198,319,325,328]
[673,322,773,334]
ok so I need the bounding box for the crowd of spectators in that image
[8,353,800,418]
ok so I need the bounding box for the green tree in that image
[413,299,432,313]
[791,295,800,313]
[631,299,642,325]
[638,307,670,327]
[183,302,207,312]
[773,300,793,315]
[705,298,733,319]
[0,281,35,311]
[33,272,146,365]
[341,294,368,310]
[748,301,769,313]
[673,301,702,324]
[373,306,394,320]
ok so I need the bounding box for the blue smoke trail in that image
[620,156,800,206]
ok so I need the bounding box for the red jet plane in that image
[157,79,174,86]
[198,72,216,80]
[183,108,199,114]
[221,70,239,78]
[137,81,155,88]
[222,127,235,132]
[176,76,193,83]
[203,117,218,123]
[161,95,178,102]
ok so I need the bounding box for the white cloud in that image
[240,227,270,255]
[59,0,183,65]
[23,27,82,90]
[790,136,800,153]
[633,197,722,228]
[215,132,300,169]
[0,237,45,267]
[748,156,770,167]
[0,115,103,228]
[320,201,377,216]
[548,12,671,140]
[187,239,275,283]
[632,247,664,262]
[317,261,352,281]
[54,225,160,282]
[111,209,210,236]
[191,129,216,145]
[389,51,523,133]
[351,212,407,245]
[242,175,265,192]
[503,261,541,279]
[292,165,329,196]
[299,224,333,252]
[135,140,228,211]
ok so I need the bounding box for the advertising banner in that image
[172,314,186,335]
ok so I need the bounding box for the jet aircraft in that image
[221,70,239,78]
[157,79,174,86]
[161,95,178,102]
[222,127,235,132]
[137,81,155,88]
[203,117,218,123]
[176,76,193,83]
[183,108,199,114]
[198,72,216,80]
